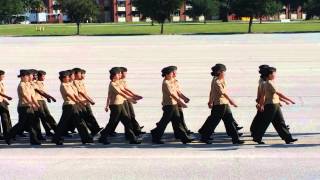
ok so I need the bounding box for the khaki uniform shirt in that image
[60,82,76,105]
[210,78,229,105]
[34,81,45,101]
[108,81,126,105]
[18,81,33,107]
[263,80,280,105]
[0,81,5,102]
[119,79,128,89]
[74,80,87,102]
[256,78,265,103]
[162,79,178,106]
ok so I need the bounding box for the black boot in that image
[285,138,298,144]
[253,139,265,144]
[152,139,164,144]
[98,137,110,145]
[232,140,244,144]
[130,140,142,144]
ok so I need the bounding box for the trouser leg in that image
[40,100,57,131]
[123,101,141,136]
[100,105,122,139]
[127,101,141,132]
[170,106,190,142]
[100,104,137,142]
[198,105,225,139]
[37,101,52,134]
[151,105,175,141]
[85,104,101,132]
[28,110,41,144]
[73,106,92,143]
[80,104,101,135]
[119,105,137,142]
[0,102,12,137]
[255,104,277,141]
[222,105,240,142]
[271,105,292,141]
[250,110,263,138]
[53,105,74,143]
[8,107,40,144]
[173,108,190,138]
[53,105,92,143]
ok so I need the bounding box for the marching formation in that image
[0,64,298,146]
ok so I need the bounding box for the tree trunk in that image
[77,22,80,35]
[287,3,291,19]
[248,16,253,33]
[260,17,262,24]
[160,23,164,34]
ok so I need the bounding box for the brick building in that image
[43,0,305,23]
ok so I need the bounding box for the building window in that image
[117,1,126,7]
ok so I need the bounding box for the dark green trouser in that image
[111,100,142,135]
[35,100,57,134]
[77,104,101,134]
[52,104,92,143]
[100,104,137,142]
[151,105,190,142]
[8,106,40,144]
[198,104,240,141]
[126,101,142,133]
[173,108,190,138]
[255,104,292,141]
[250,110,264,138]
[0,101,12,137]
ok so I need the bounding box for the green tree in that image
[219,0,233,22]
[304,0,320,19]
[133,0,157,25]
[60,0,99,35]
[185,0,220,24]
[0,0,25,24]
[134,0,184,34]
[231,0,282,33]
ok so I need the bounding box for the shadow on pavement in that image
[0,132,319,150]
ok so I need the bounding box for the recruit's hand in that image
[184,97,190,103]
[51,97,57,102]
[208,102,213,109]
[7,96,12,101]
[90,101,96,106]
[230,100,238,108]
[135,95,143,100]
[47,98,51,103]
[105,106,109,112]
